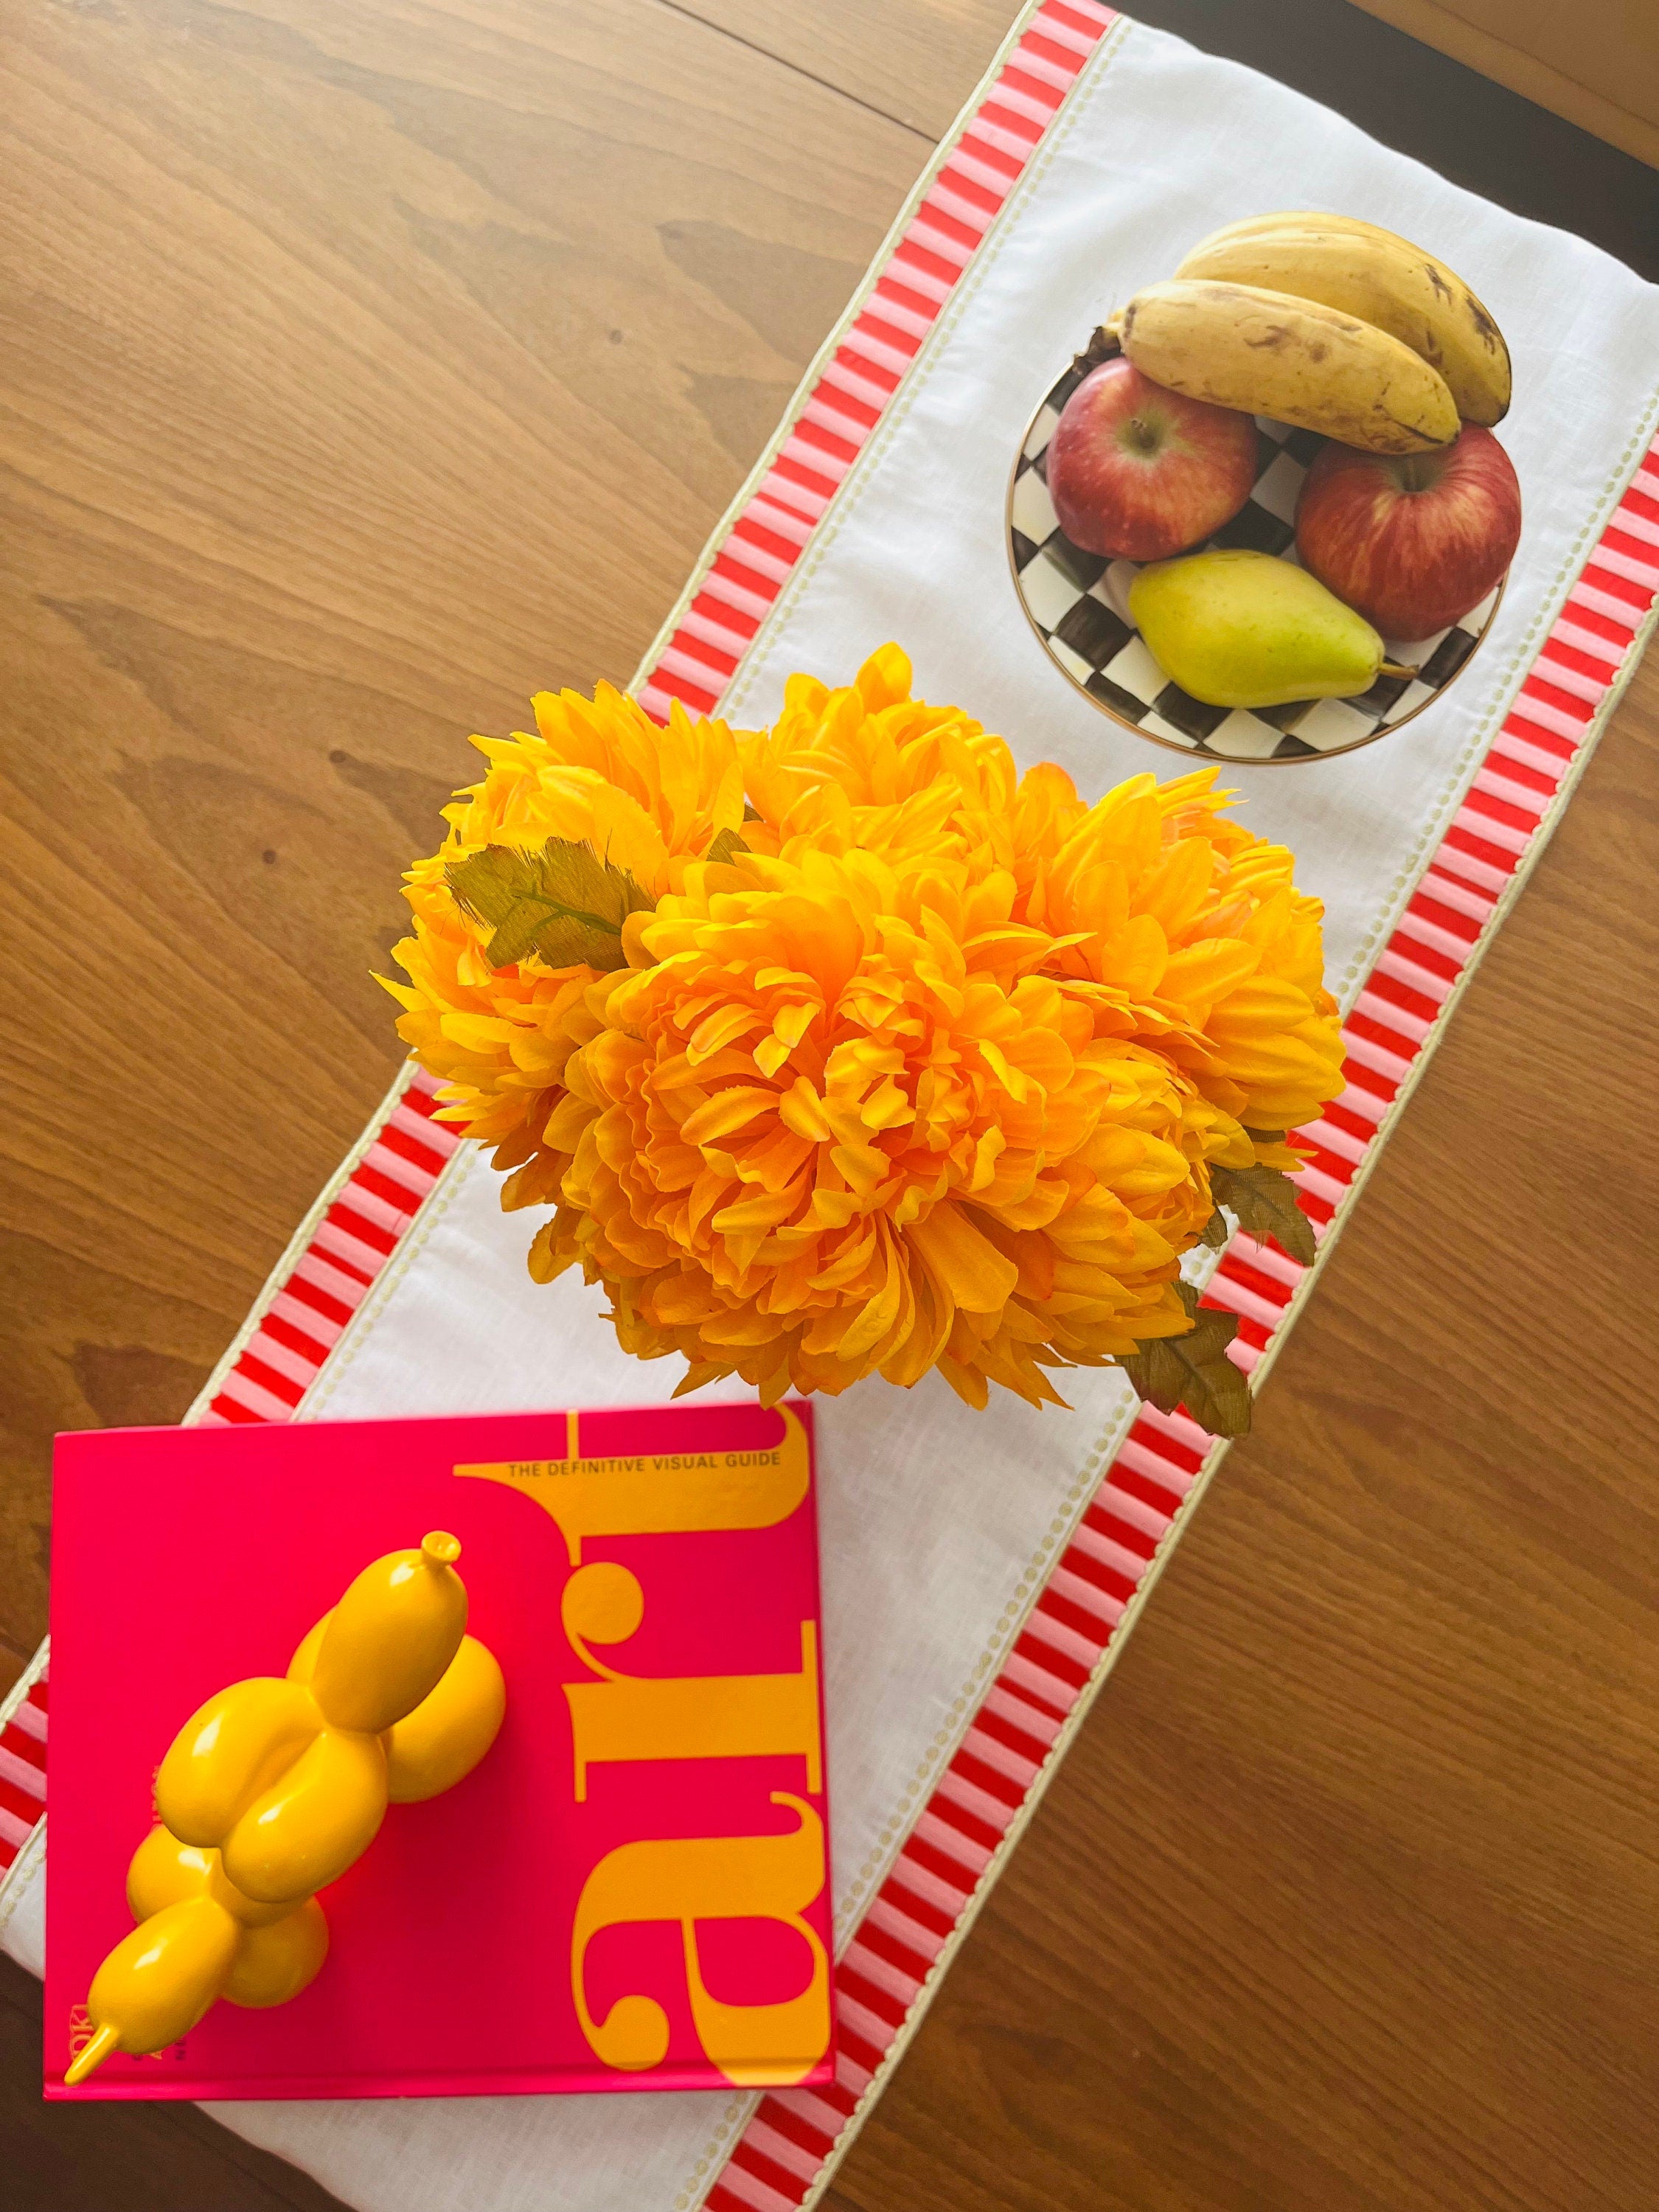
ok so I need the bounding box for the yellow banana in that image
[66,1531,504,2085]
[1110,281,1459,454]
[1175,212,1510,425]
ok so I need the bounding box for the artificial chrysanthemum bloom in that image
[381,648,1344,1410]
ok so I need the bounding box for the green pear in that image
[1129,548,1395,710]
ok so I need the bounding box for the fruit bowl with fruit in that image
[1007,212,1522,764]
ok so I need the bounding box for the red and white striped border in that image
[636,0,1122,728]
[695,449,1659,2212]
[693,461,1659,2212]
[0,1660,48,1874]
[193,1068,463,1432]
[7,4,1658,2204]
[0,1074,468,1883]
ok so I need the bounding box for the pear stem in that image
[1380,660,1419,681]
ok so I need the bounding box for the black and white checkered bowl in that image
[1007,354,1504,764]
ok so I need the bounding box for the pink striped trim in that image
[633,86,1659,2212]
[197,1071,460,1429]
[0,1076,460,1874]
[636,0,1123,731]
[694,411,1659,2191]
[0,1664,48,1874]
[7,3,1656,2195]
[689,449,1659,2212]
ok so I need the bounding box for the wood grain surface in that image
[4,1,1657,2206]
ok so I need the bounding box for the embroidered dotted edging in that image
[5,21,1657,2212]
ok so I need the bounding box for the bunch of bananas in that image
[66,1531,505,2084]
[1108,210,1511,453]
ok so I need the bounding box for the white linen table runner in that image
[6,9,1657,2210]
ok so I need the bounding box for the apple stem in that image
[1380,660,1420,681]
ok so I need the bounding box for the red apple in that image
[1046,357,1257,560]
[1295,424,1522,640]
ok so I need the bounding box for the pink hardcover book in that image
[46,1399,835,2100]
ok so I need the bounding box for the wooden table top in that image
[4,3,1657,2205]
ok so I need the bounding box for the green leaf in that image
[1208,1160,1318,1267]
[704,826,751,867]
[445,838,655,973]
[1118,1282,1251,1440]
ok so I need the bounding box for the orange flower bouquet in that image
[380,647,1343,1436]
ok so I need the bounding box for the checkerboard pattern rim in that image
[1006,358,1507,766]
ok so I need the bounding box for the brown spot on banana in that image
[1115,279,1458,453]
[1465,293,1503,349]
[1172,218,1512,425]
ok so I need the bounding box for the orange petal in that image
[906,1200,1019,1315]
[680,1086,777,1146]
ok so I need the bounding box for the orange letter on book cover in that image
[456,1407,810,1563]
[561,1561,821,1801]
[571,1795,830,2087]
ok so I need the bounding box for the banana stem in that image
[1072,323,1121,375]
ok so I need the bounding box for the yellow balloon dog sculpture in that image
[66,1532,505,2084]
